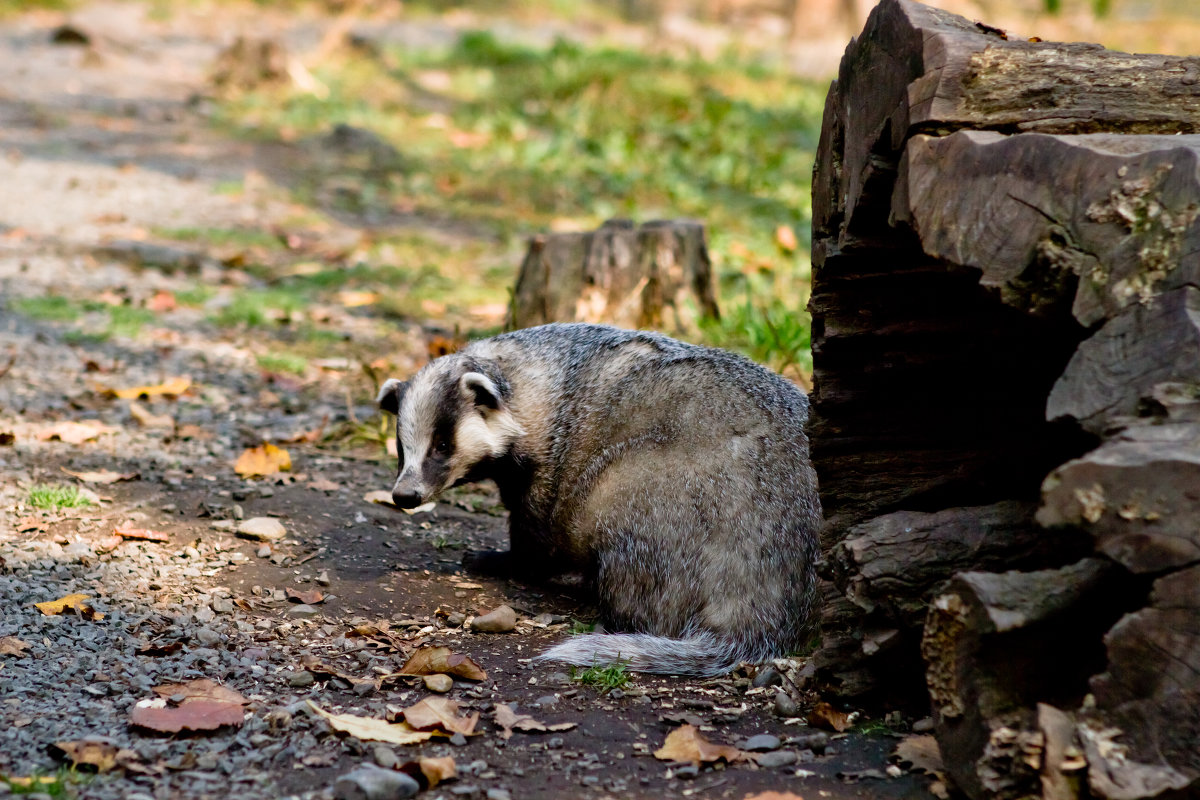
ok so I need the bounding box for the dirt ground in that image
[0,3,940,799]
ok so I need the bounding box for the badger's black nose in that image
[392,489,424,509]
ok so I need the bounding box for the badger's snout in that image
[391,474,428,509]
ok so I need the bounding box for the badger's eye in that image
[433,437,451,456]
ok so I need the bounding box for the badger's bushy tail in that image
[536,632,750,677]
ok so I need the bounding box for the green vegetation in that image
[569,620,597,635]
[1,767,84,797]
[106,306,156,339]
[214,30,825,374]
[28,484,95,511]
[153,226,284,250]
[212,289,309,327]
[256,351,309,375]
[572,659,631,693]
[12,296,80,323]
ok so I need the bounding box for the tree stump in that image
[806,2,1200,798]
[508,219,719,332]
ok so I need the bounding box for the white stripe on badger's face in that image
[393,367,442,503]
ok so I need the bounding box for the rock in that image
[486,790,512,800]
[288,670,315,687]
[423,674,453,693]
[547,736,564,750]
[446,612,466,627]
[449,732,468,747]
[752,666,784,688]
[912,716,934,733]
[287,604,321,618]
[774,691,802,718]
[317,570,331,586]
[372,745,398,770]
[757,750,798,769]
[257,544,272,558]
[470,605,516,633]
[742,734,782,752]
[211,520,235,531]
[332,763,419,800]
[791,731,829,754]
[236,517,286,542]
[673,764,700,779]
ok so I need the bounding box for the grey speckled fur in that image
[376,323,821,676]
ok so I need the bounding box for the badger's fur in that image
[376,323,821,676]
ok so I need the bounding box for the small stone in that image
[673,764,700,780]
[756,750,798,769]
[257,544,272,558]
[333,763,419,800]
[547,736,564,750]
[446,612,466,628]
[752,666,784,688]
[233,504,245,520]
[545,672,572,687]
[236,517,286,541]
[470,605,516,633]
[449,732,468,747]
[743,734,782,752]
[372,745,399,770]
[913,716,935,733]
[449,785,479,797]
[791,731,829,754]
[774,690,801,718]
[288,670,315,687]
[212,598,234,614]
[317,570,331,586]
[211,520,235,531]
[196,627,222,646]
[485,790,512,800]
[423,674,453,693]
[287,604,321,618]
[533,695,558,707]
[531,613,567,625]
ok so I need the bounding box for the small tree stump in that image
[508,219,719,332]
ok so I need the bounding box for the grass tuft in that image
[256,351,309,375]
[28,484,95,511]
[571,659,631,693]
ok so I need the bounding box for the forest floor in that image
[0,3,939,799]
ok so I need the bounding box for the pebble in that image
[316,570,331,586]
[449,785,479,797]
[449,733,468,747]
[791,731,829,754]
[236,517,287,542]
[423,674,453,693]
[372,745,399,770]
[742,734,782,752]
[446,612,466,627]
[332,763,419,800]
[288,670,315,687]
[913,716,935,733]
[485,790,512,800]
[672,764,700,780]
[257,544,272,558]
[469,605,516,633]
[774,690,802,718]
[287,604,321,618]
[757,750,798,769]
[752,666,784,688]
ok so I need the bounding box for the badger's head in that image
[375,356,524,509]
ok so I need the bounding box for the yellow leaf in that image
[36,420,117,444]
[109,376,191,400]
[234,443,291,478]
[401,696,479,736]
[653,724,752,764]
[307,702,434,745]
[34,593,105,620]
[774,224,799,253]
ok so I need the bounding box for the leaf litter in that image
[493,703,576,739]
[235,443,292,477]
[653,724,754,765]
[34,593,105,620]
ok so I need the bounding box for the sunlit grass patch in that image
[212,289,309,327]
[106,306,156,339]
[28,484,95,511]
[256,351,309,375]
[572,659,631,693]
[11,296,80,323]
[153,226,284,250]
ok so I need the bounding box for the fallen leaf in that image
[307,701,434,745]
[36,420,117,444]
[280,415,329,444]
[34,593,105,620]
[402,696,479,736]
[398,647,487,681]
[105,376,191,400]
[307,477,340,492]
[775,224,799,252]
[49,740,139,773]
[146,290,176,312]
[808,701,853,732]
[653,724,752,765]
[234,443,291,477]
[743,793,806,800]
[337,290,378,307]
[493,703,576,740]
[61,467,138,484]
[0,636,31,656]
[398,756,457,789]
[152,678,248,705]
[363,489,398,508]
[137,640,183,657]
[0,432,14,446]
[15,516,44,533]
[114,524,169,543]
[128,401,175,429]
[286,587,325,605]
[893,734,944,775]
[130,699,244,732]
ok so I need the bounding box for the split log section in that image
[807,2,1200,799]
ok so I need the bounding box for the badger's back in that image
[466,324,821,675]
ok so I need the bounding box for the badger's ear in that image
[376,379,408,416]
[460,372,502,410]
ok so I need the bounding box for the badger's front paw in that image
[462,549,518,576]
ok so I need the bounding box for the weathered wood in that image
[508,219,718,332]
[1046,286,1200,433]
[1038,421,1200,574]
[921,559,1132,800]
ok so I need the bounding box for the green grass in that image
[175,286,216,307]
[212,289,309,327]
[153,225,284,250]
[571,659,631,693]
[12,296,80,322]
[213,30,824,367]
[1,766,83,797]
[256,351,309,375]
[569,620,597,635]
[28,484,95,511]
[106,306,156,339]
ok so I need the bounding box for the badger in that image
[376,322,821,676]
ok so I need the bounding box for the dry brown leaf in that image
[286,587,325,605]
[114,524,169,543]
[893,734,944,775]
[279,416,328,444]
[653,724,753,765]
[398,647,487,682]
[130,700,244,732]
[152,678,248,706]
[307,701,434,745]
[15,516,45,533]
[146,290,176,312]
[402,696,479,736]
[743,793,807,800]
[398,756,457,789]
[337,290,378,307]
[0,636,31,656]
[775,224,799,253]
[61,467,138,484]
[234,443,291,477]
[34,593,105,620]
[128,401,175,429]
[363,489,398,508]
[36,420,117,444]
[493,703,577,740]
[808,701,853,732]
[307,477,340,492]
[0,431,14,446]
[106,376,191,400]
[49,740,139,773]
